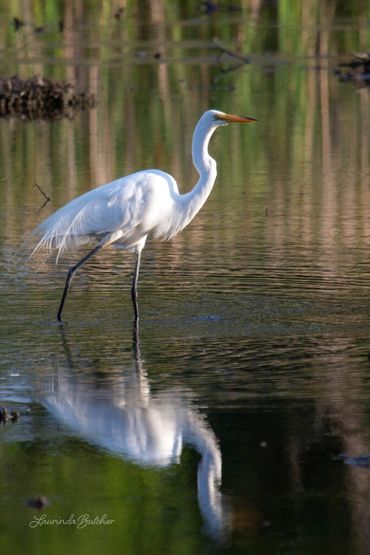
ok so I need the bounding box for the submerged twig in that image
[213,38,250,64]
[35,183,50,202]
[212,39,250,84]
[34,183,50,215]
[35,198,50,215]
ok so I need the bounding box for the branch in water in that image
[35,183,50,202]
[213,38,250,64]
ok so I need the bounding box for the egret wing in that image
[33,174,148,256]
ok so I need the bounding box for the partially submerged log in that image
[0,75,97,120]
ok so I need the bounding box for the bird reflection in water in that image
[43,325,227,538]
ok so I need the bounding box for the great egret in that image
[33,109,256,321]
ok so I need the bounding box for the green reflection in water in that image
[0,439,208,554]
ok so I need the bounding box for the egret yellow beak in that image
[218,113,257,123]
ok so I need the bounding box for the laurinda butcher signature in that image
[29,513,115,529]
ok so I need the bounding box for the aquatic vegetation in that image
[0,75,97,120]
[334,53,370,87]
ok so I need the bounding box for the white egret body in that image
[33,109,256,321]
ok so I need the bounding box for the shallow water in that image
[1,2,370,554]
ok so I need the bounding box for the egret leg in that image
[57,243,105,322]
[131,249,142,323]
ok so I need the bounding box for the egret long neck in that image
[178,118,218,228]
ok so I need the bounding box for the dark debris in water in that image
[26,496,49,509]
[337,453,370,468]
[200,1,241,14]
[13,16,25,31]
[114,6,125,20]
[334,53,370,88]
[0,406,20,424]
[0,75,97,120]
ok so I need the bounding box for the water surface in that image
[0,2,370,554]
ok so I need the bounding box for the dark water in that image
[1,2,370,554]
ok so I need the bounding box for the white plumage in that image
[32,109,256,322]
[34,170,179,256]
